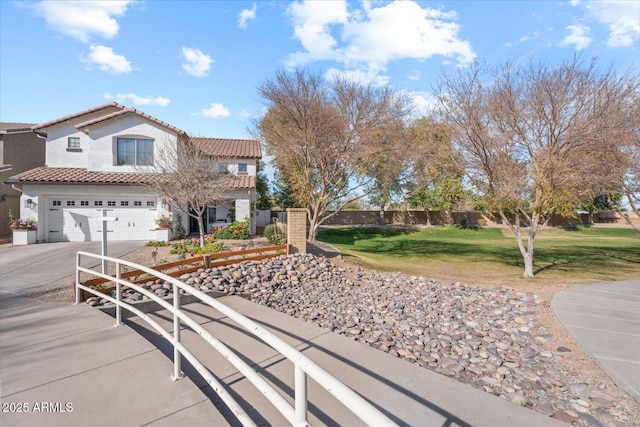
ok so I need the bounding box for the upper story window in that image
[67,137,80,149]
[219,163,229,174]
[116,138,153,166]
[238,163,248,175]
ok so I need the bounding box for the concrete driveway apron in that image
[0,241,146,294]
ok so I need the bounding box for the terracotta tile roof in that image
[32,102,125,132]
[7,167,157,184]
[7,166,256,189]
[76,108,186,136]
[192,137,261,158]
[226,175,256,189]
[0,122,36,133]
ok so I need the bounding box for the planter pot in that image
[155,228,173,242]
[12,229,36,245]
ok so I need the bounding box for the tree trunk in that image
[501,209,537,278]
[197,215,206,247]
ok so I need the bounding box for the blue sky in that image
[1,0,639,141]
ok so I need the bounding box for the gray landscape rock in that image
[89,253,637,425]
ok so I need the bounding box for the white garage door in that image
[48,198,157,242]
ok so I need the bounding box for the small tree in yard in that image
[437,56,638,277]
[405,117,468,225]
[144,137,235,247]
[256,68,410,240]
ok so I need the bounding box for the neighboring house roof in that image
[76,108,186,136]
[192,137,261,159]
[6,166,256,189]
[0,122,37,133]
[31,102,126,134]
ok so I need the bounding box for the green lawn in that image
[317,226,640,287]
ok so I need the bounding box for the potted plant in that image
[154,215,173,241]
[9,210,37,245]
[155,215,172,229]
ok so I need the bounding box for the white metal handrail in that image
[75,251,397,427]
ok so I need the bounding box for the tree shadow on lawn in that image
[334,237,640,275]
[317,227,418,245]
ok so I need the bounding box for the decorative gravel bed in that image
[88,253,639,426]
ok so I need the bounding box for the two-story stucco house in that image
[5,103,260,242]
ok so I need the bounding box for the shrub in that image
[170,234,223,258]
[265,223,287,245]
[212,219,250,239]
[145,240,170,247]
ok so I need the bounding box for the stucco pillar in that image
[286,208,307,254]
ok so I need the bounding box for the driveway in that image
[0,241,146,294]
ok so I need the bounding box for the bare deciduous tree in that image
[617,94,640,231]
[144,137,234,247]
[437,56,638,277]
[256,68,410,240]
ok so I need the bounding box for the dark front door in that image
[188,207,207,234]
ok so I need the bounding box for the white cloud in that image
[181,47,213,77]
[410,91,438,117]
[407,69,421,81]
[239,3,257,29]
[560,24,592,49]
[29,0,133,43]
[571,0,639,47]
[286,0,475,73]
[325,67,390,87]
[103,93,170,106]
[83,45,132,74]
[200,103,231,118]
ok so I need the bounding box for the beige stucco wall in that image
[0,131,45,236]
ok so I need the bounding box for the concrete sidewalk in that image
[0,292,565,427]
[552,280,640,403]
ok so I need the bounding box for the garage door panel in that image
[48,198,156,242]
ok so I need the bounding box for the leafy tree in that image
[256,68,410,240]
[255,161,273,209]
[271,169,300,210]
[436,56,637,277]
[405,117,467,225]
[366,121,410,222]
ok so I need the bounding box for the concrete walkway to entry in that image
[552,280,640,403]
[0,292,566,426]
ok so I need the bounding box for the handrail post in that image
[294,365,308,426]
[115,262,123,327]
[75,252,81,305]
[172,281,183,380]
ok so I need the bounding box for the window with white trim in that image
[66,201,75,206]
[120,201,129,206]
[53,200,61,206]
[238,163,248,174]
[80,201,89,206]
[116,138,154,166]
[134,201,142,206]
[146,201,155,207]
[94,201,103,206]
[107,201,116,207]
